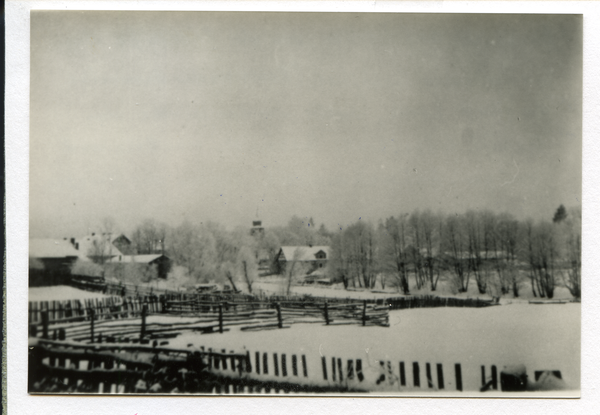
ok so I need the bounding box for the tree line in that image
[328,205,581,299]
[83,205,580,300]
[90,216,333,292]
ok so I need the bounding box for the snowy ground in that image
[164,302,580,395]
[29,284,580,395]
[251,275,575,303]
[29,286,111,302]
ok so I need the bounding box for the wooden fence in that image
[28,291,497,344]
[66,276,495,310]
[29,337,513,394]
[28,338,366,394]
[385,295,493,310]
[29,296,390,344]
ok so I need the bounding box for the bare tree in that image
[523,219,558,299]
[379,215,411,294]
[328,231,351,289]
[409,211,426,290]
[465,210,486,294]
[347,221,378,289]
[132,219,168,254]
[444,214,471,293]
[496,213,521,297]
[420,210,442,291]
[328,221,378,290]
[168,221,217,282]
[283,248,305,296]
[558,207,581,299]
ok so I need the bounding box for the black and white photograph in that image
[25,10,581,397]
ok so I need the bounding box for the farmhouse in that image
[73,232,133,263]
[29,238,81,286]
[275,245,331,275]
[109,254,171,279]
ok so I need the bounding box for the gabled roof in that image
[278,246,331,262]
[30,239,80,259]
[76,233,124,258]
[108,254,168,264]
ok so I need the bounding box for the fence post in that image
[324,301,329,325]
[140,303,148,341]
[357,359,364,382]
[292,355,298,376]
[426,363,433,388]
[281,354,287,377]
[347,359,354,380]
[455,363,463,391]
[41,310,49,339]
[331,357,336,381]
[413,362,420,387]
[276,303,283,329]
[302,355,308,377]
[218,304,224,333]
[89,308,95,343]
[399,362,405,386]
[481,365,486,388]
[263,352,269,374]
[436,363,444,389]
[245,351,252,373]
[273,353,279,376]
[362,300,367,326]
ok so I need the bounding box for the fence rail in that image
[29,337,519,394]
[29,297,390,343]
[29,291,496,343]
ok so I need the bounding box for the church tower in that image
[250,208,264,237]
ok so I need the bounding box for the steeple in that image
[251,207,264,236]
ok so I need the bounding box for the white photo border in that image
[6,2,599,414]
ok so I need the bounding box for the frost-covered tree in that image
[131,219,167,254]
[379,215,411,294]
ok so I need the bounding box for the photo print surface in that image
[28,11,582,396]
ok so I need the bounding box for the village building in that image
[108,254,171,279]
[250,219,264,237]
[274,245,331,275]
[72,232,133,263]
[29,238,81,286]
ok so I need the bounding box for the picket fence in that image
[29,338,507,394]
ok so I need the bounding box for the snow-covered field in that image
[29,286,111,302]
[252,278,575,303]
[164,302,580,395]
[28,284,580,395]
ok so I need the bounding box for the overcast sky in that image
[30,12,582,238]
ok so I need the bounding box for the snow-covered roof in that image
[75,233,124,258]
[278,246,331,262]
[29,239,80,258]
[108,254,168,264]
